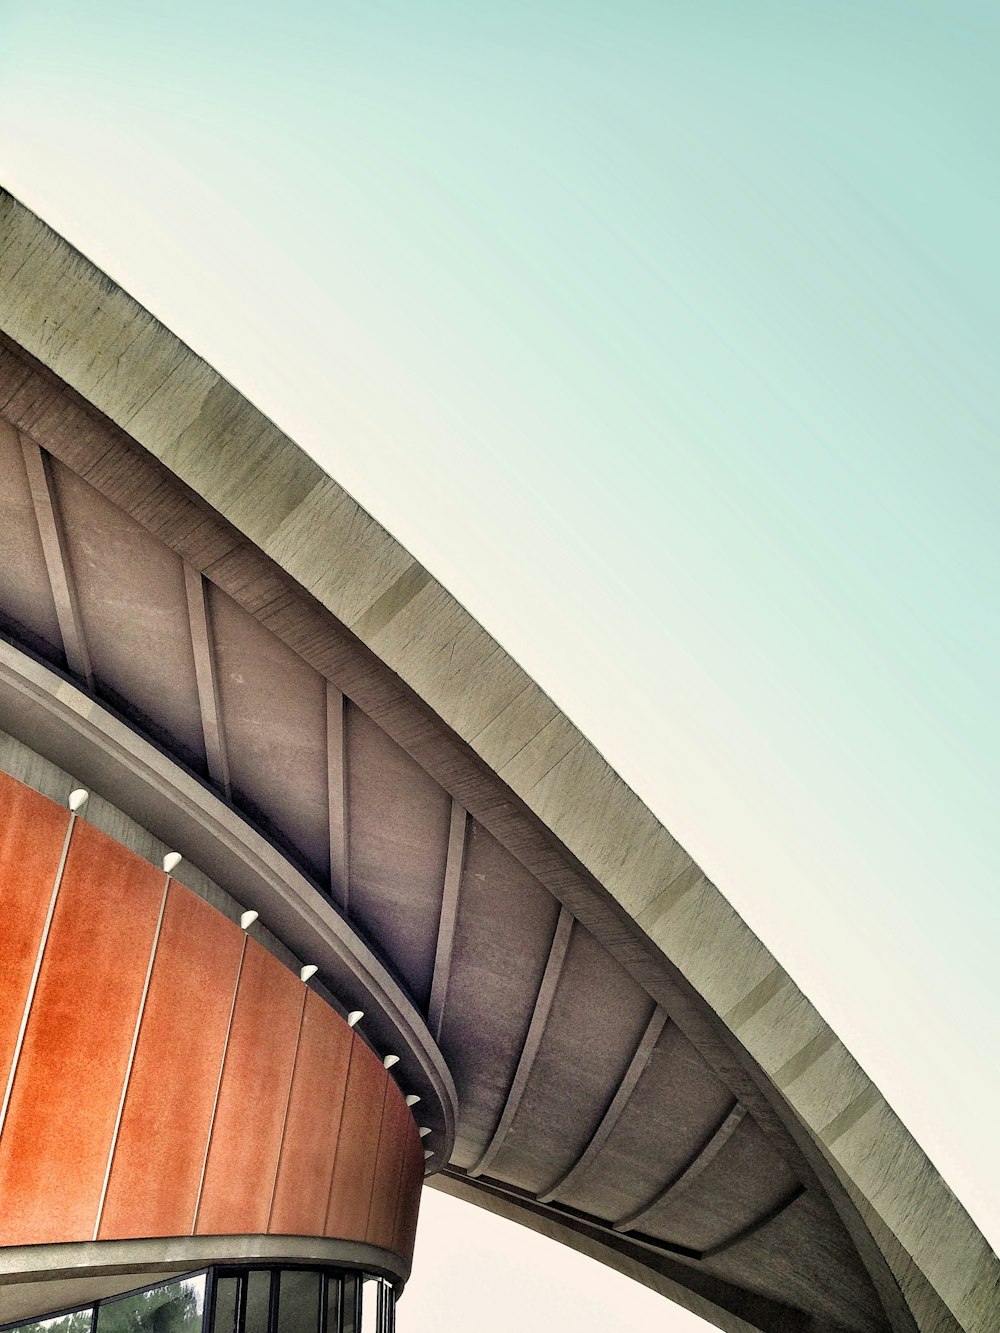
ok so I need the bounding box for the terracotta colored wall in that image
[0,772,422,1262]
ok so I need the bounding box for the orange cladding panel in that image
[0,820,165,1245]
[367,1087,410,1251]
[0,775,423,1265]
[195,939,304,1236]
[99,883,246,1238]
[325,1039,388,1241]
[269,989,353,1236]
[0,777,69,1080]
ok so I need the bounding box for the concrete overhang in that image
[0,190,997,1333]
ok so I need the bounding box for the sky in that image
[0,2,997,1328]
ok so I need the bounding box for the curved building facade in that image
[0,189,996,1333]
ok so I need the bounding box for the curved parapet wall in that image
[0,774,422,1278]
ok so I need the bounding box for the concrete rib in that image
[614,1104,747,1234]
[468,906,574,1180]
[537,1008,667,1205]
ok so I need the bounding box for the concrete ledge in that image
[0,1235,407,1324]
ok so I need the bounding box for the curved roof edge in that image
[0,639,458,1155]
[1,189,996,1333]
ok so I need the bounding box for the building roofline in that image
[1,187,996,1333]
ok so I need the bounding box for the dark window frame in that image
[0,1265,396,1333]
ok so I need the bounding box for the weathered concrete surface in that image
[1,190,997,1332]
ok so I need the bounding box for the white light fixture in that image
[418,1126,431,1138]
[240,910,259,930]
[347,1010,364,1028]
[383,1054,400,1070]
[68,789,89,812]
[162,851,182,873]
[405,1094,420,1107]
[299,964,318,983]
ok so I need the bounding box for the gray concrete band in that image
[0,1234,409,1325]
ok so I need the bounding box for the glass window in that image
[275,1272,319,1333]
[359,1279,379,1333]
[211,1277,240,1333]
[2,1264,392,1333]
[339,1277,358,1333]
[8,1315,93,1333]
[324,1276,341,1333]
[372,1281,394,1333]
[243,1272,270,1333]
[95,1275,206,1333]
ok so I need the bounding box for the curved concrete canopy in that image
[0,190,997,1333]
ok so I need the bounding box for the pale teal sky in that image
[0,3,997,1327]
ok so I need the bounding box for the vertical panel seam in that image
[0,809,76,1141]
[323,1038,357,1236]
[391,1134,420,1257]
[192,935,248,1234]
[389,1133,409,1254]
[363,1076,391,1243]
[377,1097,407,1252]
[92,874,172,1240]
[266,985,309,1231]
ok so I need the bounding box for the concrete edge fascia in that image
[0,1235,408,1289]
